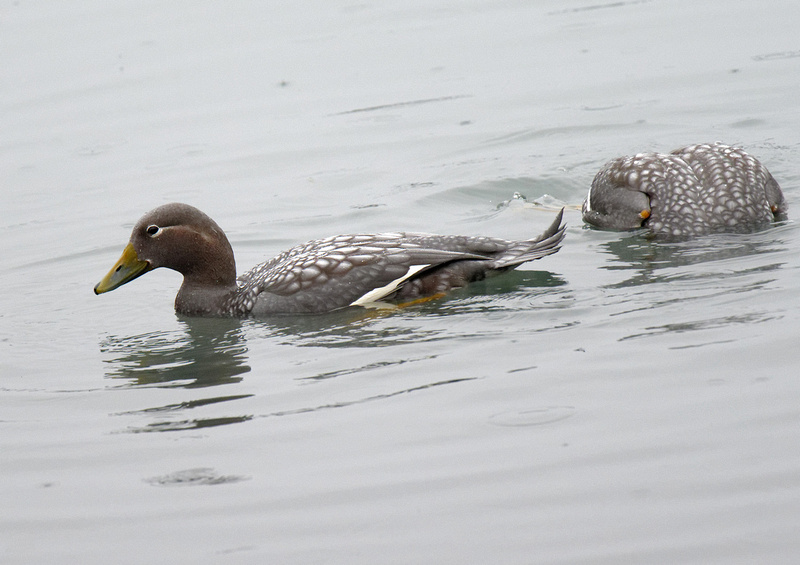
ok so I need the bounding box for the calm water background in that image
[2,1,800,563]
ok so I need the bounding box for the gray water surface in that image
[3,1,800,563]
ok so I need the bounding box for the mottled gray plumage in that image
[94,203,565,317]
[582,143,786,237]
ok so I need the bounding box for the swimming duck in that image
[94,203,565,317]
[582,143,786,237]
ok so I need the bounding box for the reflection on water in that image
[114,394,254,433]
[122,414,254,434]
[591,225,790,344]
[598,228,787,288]
[258,377,476,419]
[101,318,253,433]
[245,269,568,347]
[301,355,438,382]
[619,310,779,343]
[433,269,567,312]
[100,317,251,389]
[101,270,567,433]
[144,467,250,487]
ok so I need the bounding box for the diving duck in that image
[582,143,786,237]
[94,203,565,316]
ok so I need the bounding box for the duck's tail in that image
[492,208,566,269]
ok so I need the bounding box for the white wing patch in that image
[349,264,430,307]
[584,186,593,212]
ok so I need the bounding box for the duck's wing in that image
[239,210,565,315]
[236,234,481,314]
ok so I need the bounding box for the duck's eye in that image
[146,225,162,237]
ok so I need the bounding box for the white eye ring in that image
[146,224,163,237]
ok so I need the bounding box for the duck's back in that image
[229,214,565,315]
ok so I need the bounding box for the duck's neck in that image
[172,231,238,316]
[175,279,239,317]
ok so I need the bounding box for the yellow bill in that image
[94,243,151,294]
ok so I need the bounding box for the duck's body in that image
[582,143,786,237]
[94,203,565,317]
